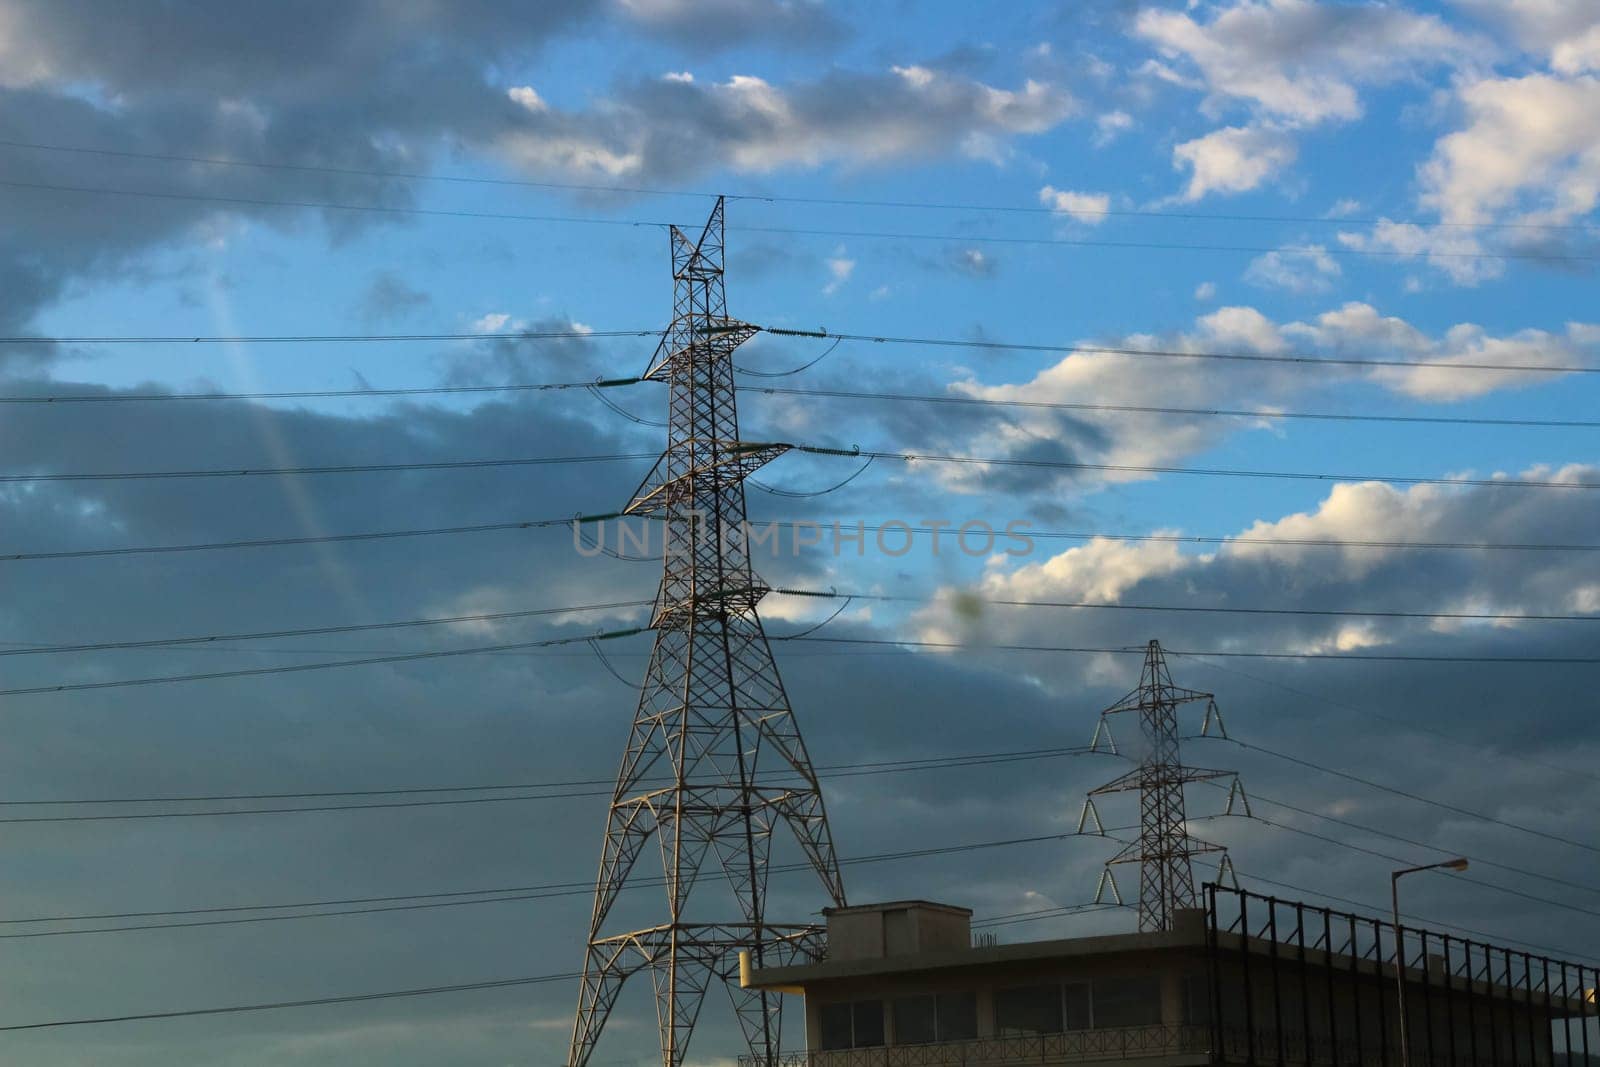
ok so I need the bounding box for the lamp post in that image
[1391,858,1469,1067]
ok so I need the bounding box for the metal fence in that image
[1205,884,1598,1066]
[740,1024,1213,1067]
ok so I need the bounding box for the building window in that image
[1094,976,1162,1028]
[1064,982,1092,1030]
[995,984,1063,1036]
[818,1000,884,1050]
[892,996,937,1045]
[938,991,978,1041]
[891,992,978,1045]
[819,1003,852,1051]
[853,1000,884,1047]
[1183,974,1211,1024]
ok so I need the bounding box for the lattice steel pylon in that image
[567,197,847,1067]
[1078,640,1246,933]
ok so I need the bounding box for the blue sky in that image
[1,1,1599,1064]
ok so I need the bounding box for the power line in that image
[1207,782,1600,905]
[0,745,1093,808]
[8,628,1599,702]
[10,586,1589,663]
[0,972,581,1032]
[0,333,646,347]
[0,748,1098,823]
[5,177,1588,265]
[0,626,647,698]
[784,635,1600,665]
[0,827,1135,940]
[6,516,1594,565]
[12,376,1591,433]
[749,385,1600,431]
[0,598,653,658]
[0,452,653,484]
[5,136,1589,234]
[808,446,1600,490]
[8,324,1596,378]
[774,588,1600,624]
[740,223,1598,264]
[762,326,1600,377]
[1206,859,1579,961]
[1205,736,1600,856]
[13,444,1594,490]
[1232,812,1600,921]
[1170,651,1600,787]
[0,177,672,232]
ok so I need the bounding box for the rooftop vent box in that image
[823,900,973,962]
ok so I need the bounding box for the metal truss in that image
[568,198,847,1067]
[1080,640,1244,933]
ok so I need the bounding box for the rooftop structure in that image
[741,886,1598,1066]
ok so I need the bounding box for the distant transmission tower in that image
[1079,639,1247,932]
[568,197,847,1067]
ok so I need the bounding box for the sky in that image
[1,0,1599,1063]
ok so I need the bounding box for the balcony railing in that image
[739,1023,1213,1067]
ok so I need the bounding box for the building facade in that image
[740,888,1597,1066]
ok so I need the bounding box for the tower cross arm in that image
[623,443,793,516]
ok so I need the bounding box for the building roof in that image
[745,921,1206,990]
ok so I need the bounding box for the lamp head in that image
[1441,858,1469,872]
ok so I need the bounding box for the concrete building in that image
[740,890,1597,1066]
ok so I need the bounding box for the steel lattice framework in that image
[1079,640,1246,933]
[568,198,847,1067]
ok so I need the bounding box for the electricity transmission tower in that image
[1079,639,1246,932]
[568,198,847,1067]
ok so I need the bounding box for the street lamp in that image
[1392,858,1469,1067]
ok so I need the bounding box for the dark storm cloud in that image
[357,271,432,324]
[0,0,596,361]
[612,0,847,52]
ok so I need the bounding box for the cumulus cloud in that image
[611,0,845,51]
[494,65,1075,181]
[1284,301,1600,399]
[911,301,1596,498]
[1038,185,1112,222]
[822,247,855,294]
[1244,245,1342,293]
[1094,108,1134,146]
[1172,123,1298,200]
[1134,0,1476,124]
[1456,0,1600,74]
[1135,0,1479,201]
[1418,73,1600,227]
[1334,220,1502,286]
[915,465,1600,684]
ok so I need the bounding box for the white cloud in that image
[495,66,1076,180]
[1335,220,1501,286]
[822,248,854,295]
[1417,73,1600,227]
[1038,185,1111,223]
[1135,0,1480,202]
[1326,198,1362,218]
[1456,0,1600,73]
[1244,245,1342,293]
[1285,301,1600,400]
[1195,281,1218,301]
[917,462,1600,656]
[921,300,1596,498]
[507,86,547,113]
[1094,109,1134,146]
[1172,124,1297,199]
[1135,0,1476,124]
